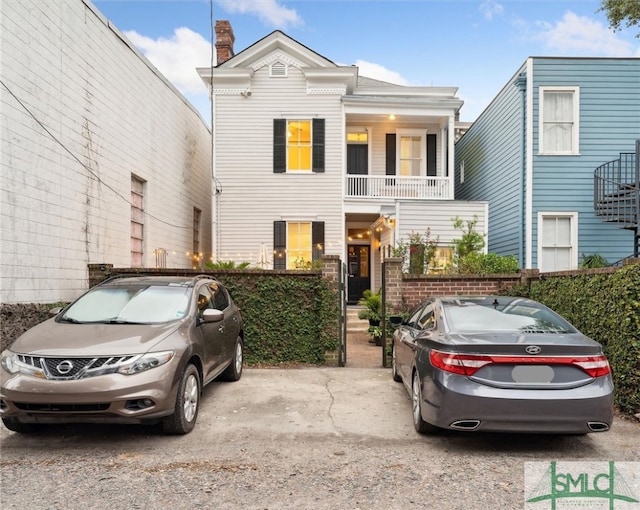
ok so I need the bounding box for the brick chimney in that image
[215,20,235,66]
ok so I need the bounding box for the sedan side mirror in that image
[202,309,224,323]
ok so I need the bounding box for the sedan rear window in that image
[62,286,190,324]
[442,301,575,333]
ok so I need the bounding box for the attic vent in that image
[270,62,287,77]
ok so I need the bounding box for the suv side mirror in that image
[202,309,224,323]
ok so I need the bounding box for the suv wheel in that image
[162,364,200,435]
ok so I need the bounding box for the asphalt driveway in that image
[1,368,639,509]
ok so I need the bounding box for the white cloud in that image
[479,0,504,21]
[124,27,211,96]
[217,0,302,29]
[533,11,640,57]
[354,60,411,86]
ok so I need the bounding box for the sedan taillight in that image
[429,350,611,378]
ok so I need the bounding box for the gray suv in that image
[1,275,243,434]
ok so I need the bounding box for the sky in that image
[92,0,640,123]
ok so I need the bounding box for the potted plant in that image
[357,289,382,327]
[368,325,384,346]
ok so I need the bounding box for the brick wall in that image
[383,258,538,312]
[1,0,212,304]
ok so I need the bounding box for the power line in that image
[1,77,193,230]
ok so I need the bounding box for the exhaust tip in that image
[450,420,480,430]
[588,421,610,432]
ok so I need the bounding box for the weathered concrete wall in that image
[0,0,212,304]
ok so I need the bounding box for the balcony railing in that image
[345,175,452,200]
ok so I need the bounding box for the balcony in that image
[345,175,452,200]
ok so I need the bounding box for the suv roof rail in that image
[98,273,152,285]
[193,274,217,282]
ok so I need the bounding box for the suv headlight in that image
[117,351,174,375]
[1,350,20,374]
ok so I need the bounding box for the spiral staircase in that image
[594,140,640,259]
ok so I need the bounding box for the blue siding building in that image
[455,57,640,271]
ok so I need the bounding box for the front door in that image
[347,245,371,304]
[347,144,368,196]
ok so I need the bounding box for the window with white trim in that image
[539,87,580,155]
[273,119,325,173]
[273,220,325,269]
[538,212,578,272]
[397,130,425,176]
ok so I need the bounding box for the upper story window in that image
[398,132,424,176]
[386,130,437,177]
[287,120,311,171]
[347,131,368,143]
[539,87,580,155]
[273,118,325,173]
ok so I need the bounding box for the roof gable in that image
[218,30,337,70]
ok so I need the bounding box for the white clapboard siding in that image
[395,201,489,246]
[214,62,344,263]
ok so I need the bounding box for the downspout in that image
[514,70,527,268]
[524,58,534,269]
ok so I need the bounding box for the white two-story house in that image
[199,22,486,302]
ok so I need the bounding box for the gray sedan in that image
[390,296,614,434]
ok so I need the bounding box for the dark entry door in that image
[347,245,371,304]
[347,144,368,196]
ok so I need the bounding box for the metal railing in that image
[345,175,452,200]
[594,151,639,228]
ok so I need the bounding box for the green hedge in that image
[218,274,340,365]
[503,264,640,415]
[2,273,340,366]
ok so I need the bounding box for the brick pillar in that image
[321,255,341,367]
[321,254,340,289]
[520,269,540,289]
[383,257,404,313]
[88,263,113,288]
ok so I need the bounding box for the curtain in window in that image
[543,91,573,152]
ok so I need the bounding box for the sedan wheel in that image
[412,370,438,434]
[220,336,243,381]
[391,344,402,382]
[162,364,200,435]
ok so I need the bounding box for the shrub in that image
[505,264,640,415]
[457,252,520,274]
[205,260,251,270]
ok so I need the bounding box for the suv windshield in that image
[61,285,191,324]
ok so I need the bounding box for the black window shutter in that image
[273,221,286,269]
[312,119,325,173]
[312,221,325,261]
[385,134,396,175]
[273,119,286,173]
[427,134,437,176]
